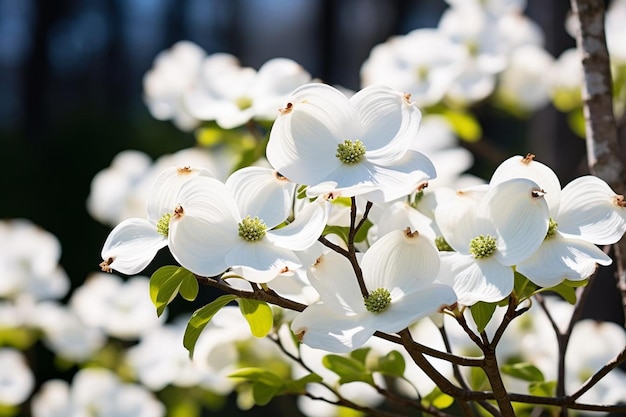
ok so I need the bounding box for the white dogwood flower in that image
[490,155,625,287]
[100,166,213,275]
[267,83,436,203]
[185,56,312,129]
[435,178,549,305]
[291,228,457,353]
[168,167,330,279]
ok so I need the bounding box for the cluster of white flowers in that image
[143,40,312,132]
[4,0,626,416]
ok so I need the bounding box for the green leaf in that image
[539,282,577,304]
[349,347,371,364]
[150,266,197,317]
[322,225,350,245]
[284,373,324,394]
[470,301,497,333]
[501,362,545,382]
[375,350,406,378]
[422,387,454,409]
[229,368,285,406]
[529,380,557,397]
[252,382,281,406]
[229,367,284,385]
[183,295,237,358]
[354,218,373,243]
[441,109,482,142]
[179,273,199,301]
[322,354,373,385]
[237,299,273,337]
[514,271,538,301]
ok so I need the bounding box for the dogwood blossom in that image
[435,178,549,305]
[291,228,457,352]
[168,167,330,279]
[185,55,312,129]
[267,83,436,203]
[99,165,213,275]
[490,155,624,287]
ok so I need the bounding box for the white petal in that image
[362,228,440,293]
[168,177,240,277]
[489,154,561,213]
[372,201,437,241]
[226,166,295,228]
[291,303,374,353]
[558,175,626,245]
[434,184,488,253]
[307,251,366,314]
[147,165,214,223]
[377,284,457,333]
[266,83,359,186]
[225,240,302,274]
[437,253,513,305]
[266,200,330,251]
[482,178,549,265]
[362,150,436,203]
[101,218,167,275]
[517,233,612,288]
[350,85,421,163]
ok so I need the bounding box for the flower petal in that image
[266,83,359,186]
[377,284,457,333]
[362,150,436,203]
[362,228,440,293]
[147,166,214,223]
[168,177,240,277]
[558,175,626,245]
[517,233,612,288]
[481,178,549,265]
[437,253,513,305]
[291,303,375,353]
[306,251,366,314]
[225,240,302,274]
[101,218,167,275]
[434,184,488,254]
[265,200,330,251]
[226,166,295,228]
[351,85,421,162]
[489,154,561,213]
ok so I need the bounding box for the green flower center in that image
[235,96,253,111]
[469,235,497,259]
[435,236,454,252]
[336,139,366,164]
[156,213,172,237]
[238,215,267,241]
[545,218,558,239]
[364,288,391,314]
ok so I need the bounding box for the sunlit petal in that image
[266,200,330,251]
[435,185,488,253]
[517,233,611,288]
[168,177,240,277]
[101,218,167,275]
[225,240,302,274]
[482,178,549,265]
[146,166,214,223]
[351,85,421,161]
[558,175,626,245]
[489,154,561,213]
[291,304,374,353]
[362,228,440,293]
[226,166,295,228]
[437,253,513,305]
